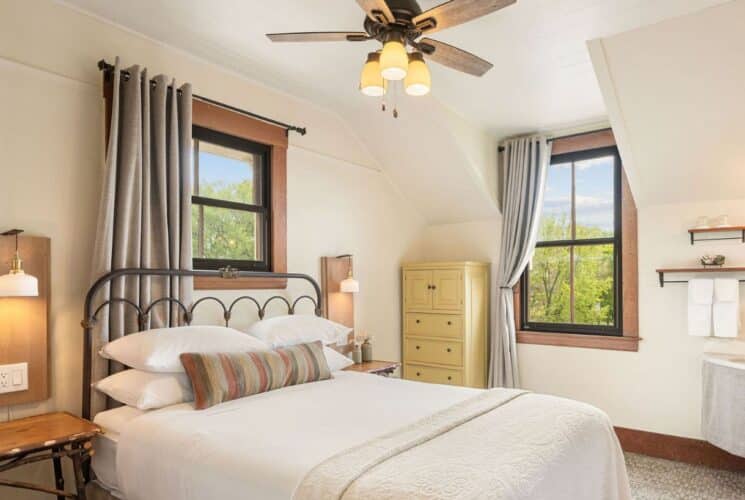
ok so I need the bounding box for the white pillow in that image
[323,346,354,372]
[245,315,352,348]
[93,405,146,437]
[93,369,192,410]
[100,326,269,372]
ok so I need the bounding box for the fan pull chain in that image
[393,81,399,119]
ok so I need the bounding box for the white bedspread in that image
[116,372,630,500]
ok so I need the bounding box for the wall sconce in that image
[337,254,359,294]
[0,229,39,297]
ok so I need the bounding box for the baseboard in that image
[615,426,745,472]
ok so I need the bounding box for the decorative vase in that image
[352,345,362,364]
[361,338,373,362]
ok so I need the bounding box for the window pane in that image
[538,162,572,241]
[195,140,262,205]
[527,246,571,323]
[575,156,614,239]
[574,244,615,326]
[192,205,262,261]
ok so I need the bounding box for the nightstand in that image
[0,412,101,499]
[343,360,401,377]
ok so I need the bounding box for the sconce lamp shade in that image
[0,270,38,297]
[0,229,39,297]
[340,276,360,293]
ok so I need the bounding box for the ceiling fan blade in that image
[418,38,493,77]
[355,0,395,24]
[266,32,370,42]
[413,0,515,34]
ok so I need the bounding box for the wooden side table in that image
[0,412,100,499]
[343,360,401,377]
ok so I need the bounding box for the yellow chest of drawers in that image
[402,261,490,388]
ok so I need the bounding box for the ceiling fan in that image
[267,0,515,115]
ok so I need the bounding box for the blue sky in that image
[541,156,615,234]
[198,150,254,186]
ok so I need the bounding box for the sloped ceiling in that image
[60,0,733,221]
[590,0,745,207]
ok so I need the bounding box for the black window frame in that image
[520,145,623,336]
[191,125,272,272]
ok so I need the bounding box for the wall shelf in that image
[688,226,745,245]
[656,267,745,287]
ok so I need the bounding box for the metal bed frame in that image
[81,268,322,420]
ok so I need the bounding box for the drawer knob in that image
[431,285,437,290]
[447,321,452,325]
[415,319,420,324]
[416,372,421,376]
[415,345,421,350]
[446,348,452,353]
[447,376,452,381]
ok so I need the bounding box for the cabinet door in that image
[404,270,432,310]
[432,269,463,311]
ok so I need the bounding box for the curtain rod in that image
[497,127,612,153]
[97,60,307,136]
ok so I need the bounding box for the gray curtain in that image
[489,135,551,388]
[90,58,193,413]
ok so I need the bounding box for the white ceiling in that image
[61,0,727,138]
[591,0,745,207]
[59,0,736,221]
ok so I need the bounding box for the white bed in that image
[97,371,630,500]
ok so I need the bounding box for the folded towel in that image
[713,279,739,338]
[714,279,739,303]
[689,305,712,337]
[713,303,739,338]
[689,279,714,305]
[689,279,713,337]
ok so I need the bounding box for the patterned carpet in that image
[626,453,745,499]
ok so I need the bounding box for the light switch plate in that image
[0,362,28,394]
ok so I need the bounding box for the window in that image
[521,146,622,336]
[192,126,271,271]
[190,99,288,290]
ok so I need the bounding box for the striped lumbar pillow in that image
[180,341,331,409]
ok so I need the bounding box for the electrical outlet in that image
[0,362,28,394]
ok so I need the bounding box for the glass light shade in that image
[340,276,360,293]
[0,270,38,297]
[359,53,387,97]
[405,53,431,96]
[380,40,408,81]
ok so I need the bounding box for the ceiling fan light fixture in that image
[379,38,408,81]
[359,52,387,97]
[405,52,431,96]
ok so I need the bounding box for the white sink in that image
[704,353,745,370]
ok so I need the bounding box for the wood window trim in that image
[515,129,639,352]
[191,100,287,290]
[103,83,288,290]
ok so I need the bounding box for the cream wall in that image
[0,1,424,496]
[419,200,745,439]
[416,218,500,263]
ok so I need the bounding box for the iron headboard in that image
[81,268,322,419]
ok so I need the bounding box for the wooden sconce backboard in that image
[320,256,355,351]
[0,235,50,406]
